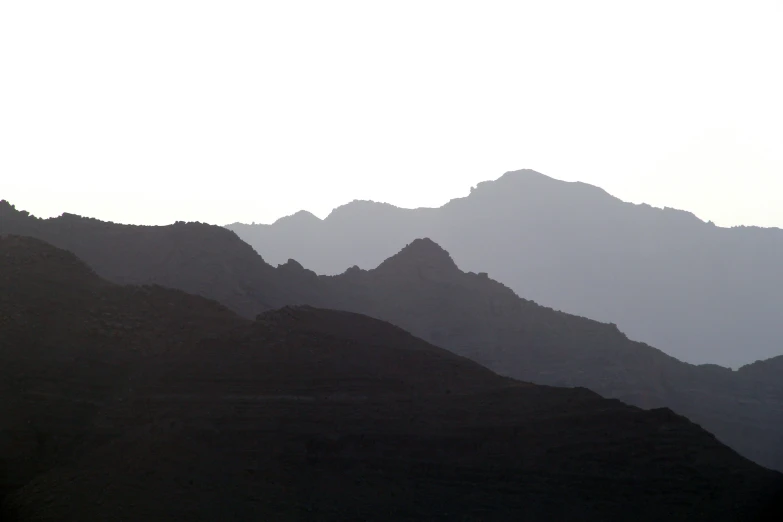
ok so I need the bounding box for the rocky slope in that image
[0,201,325,317]
[1,237,781,520]
[0,235,248,500]
[2,202,782,472]
[227,169,783,368]
[307,239,783,472]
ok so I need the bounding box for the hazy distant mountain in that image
[5,237,781,520]
[2,201,782,472]
[227,169,783,368]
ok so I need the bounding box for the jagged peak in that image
[375,238,459,275]
[275,258,320,281]
[279,258,304,270]
[344,264,363,274]
[0,200,32,218]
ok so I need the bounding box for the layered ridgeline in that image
[3,237,781,520]
[313,239,783,472]
[2,201,782,473]
[227,169,783,368]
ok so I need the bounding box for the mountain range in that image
[1,235,782,521]
[2,199,781,474]
[227,169,783,368]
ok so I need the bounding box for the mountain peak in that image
[272,210,321,226]
[375,238,459,277]
[460,169,615,208]
[498,168,551,180]
[282,258,304,269]
[472,169,554,190]
[326,200,402,221]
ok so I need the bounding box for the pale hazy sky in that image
[1,1,782,227]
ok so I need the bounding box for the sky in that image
[1,1,782,228]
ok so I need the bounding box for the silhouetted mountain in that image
[227,169,783,368]
[2,203,782,472]
[739,355,783,388]
[1,238,781,521]
[308,240,783,472]
[0,235,248,512]
[374,238,460,277]
[0,201,326,316]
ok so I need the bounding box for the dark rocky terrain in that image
[227,169,783,368]
[0,201,324,317]
[2,201,782,473]
[1,236,782,521]
[740,355,783,386]
[309,239,783,472]
[0,235,247,503]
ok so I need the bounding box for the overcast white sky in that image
[1,1,782,227]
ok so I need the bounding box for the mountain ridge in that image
[226,169,783,367]
[282,236,783,472]
[4,237,781,520]
[2,202,782,472]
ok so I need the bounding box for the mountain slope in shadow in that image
[227,169,783,368]
[0,201,327,318]
[1,237,781,521]
[0,235,248,500]
[305,238,783,472]
[2,203,782,472]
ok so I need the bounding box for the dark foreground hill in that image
[2,202,782,472]
[0,235,247,501]
[308,239,783,472]
[1,237,782,521]
[227,169,783,368]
